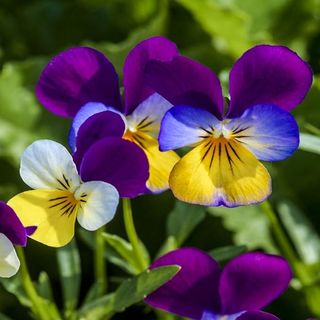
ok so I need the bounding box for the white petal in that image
[20,140,81,192]
[75,181,119,231]
[126,93,172,138]
[0,233,20,278]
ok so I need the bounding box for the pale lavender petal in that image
[0,202,27,246]
[123,36,179,115]
[228,45,312,117]
[225,104,299,161]
[145,56,224,119]
[36,47,122,118]
[80,137,149,198]
[237,311,280,320]
[145,248,221,319]
[159,105,220,151]
[220,252,292,314]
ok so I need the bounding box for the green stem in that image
[261,201,298,266]
[95,226,107,295]
[16,247,51,320]
[122,198,147,271]
[261,201,320,316]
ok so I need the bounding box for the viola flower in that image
[8,139,123,247]
[145,45,312,206]
[36,36,180,195]
[0,202,34,277]
[145,248,292,320]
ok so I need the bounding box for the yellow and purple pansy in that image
[145,248,292,320]
[8,140,120,247]
[145,45,313,206]
[35,36,180,195]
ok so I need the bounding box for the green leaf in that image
[278,200,320,264]
[209,245,247,263]
[178,0,254,58]
[208,205,278,253]
[37,271,53,301]
[167,201,206,246]
[56,240,81,315]
[78,229,137,274]
[299,133,320,155]
[102,233,150,275]
[78,265,180,320]
[0,273,31,307]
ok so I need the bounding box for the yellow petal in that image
[170,138,271,206]
[8,190,78,247]
[125,132,180,193]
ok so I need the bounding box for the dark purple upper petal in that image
[220,252,292,314]
[80,137,149,198]
[36,47,122,118]
[145,248,221,319]
[145,56,224,119]
[237,311,280,320]
[73,110,126,168]
[0,202,27,246]
[228,45,313,118]
[123,36,179,115]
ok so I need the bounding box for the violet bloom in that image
[145,45,312,206]
[145,248,292,320]
[36,37,180,197]
[0,202,34,277]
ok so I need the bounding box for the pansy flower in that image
[0,202,34,277]
[36,36,180,195]
[145,45,312,206]
[145,248,292,320]
[8,139,122,247]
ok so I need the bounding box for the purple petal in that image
[123,36,179,115]
[80,137,149,198]
[237,311,280,320]
[25,226,37,236]
[159,105,220,151]
[228,45,312,118]
[225,104,299,161]
[145,248,221,319]
[68,102,115,152]
[0,202,27,246]
[220,252,292,314]
[36,47,122,118]
[73,110,126,168]
[145,56,224,119]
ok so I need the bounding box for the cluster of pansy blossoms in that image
[0,35,314,319]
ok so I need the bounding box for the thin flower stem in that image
[95,226,107,295]
[261,201,298,266]
[122,198,147,271]
[16,246,51,320]
[261,201,320,317]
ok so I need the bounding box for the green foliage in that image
[57,240,81,316]
[208,205,278,253]
[78,266,180,320]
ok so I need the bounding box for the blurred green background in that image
[1,0,320,319]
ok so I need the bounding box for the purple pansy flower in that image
[145,45,312,207]
[0,202,34,277]
[36,36,180,197]
[145,248,292,320]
